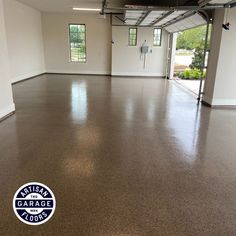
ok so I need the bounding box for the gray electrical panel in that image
[141,46,149,54]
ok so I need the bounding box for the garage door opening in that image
[164,11,211,101]
[173,24,211,96]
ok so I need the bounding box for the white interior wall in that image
[203,8,236,106]
[111,26,168,76]
[3,0,45,83]
[0,0,15,119]
[2,1,169,80]
[42,13,111,75]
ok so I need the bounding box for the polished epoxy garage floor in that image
[1,74,236,235]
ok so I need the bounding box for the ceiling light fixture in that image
[73,7,101,12]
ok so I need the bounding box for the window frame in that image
[69,23,87,63]
[153,28,162,47]
[128,28,138,46]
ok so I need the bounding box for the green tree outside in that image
[176,25,211,50]
[176,25,212,79]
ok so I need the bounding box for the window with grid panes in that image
[153,28,162,46]
[129,28,137,46]
[69,24,86,62]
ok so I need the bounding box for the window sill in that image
[69,61,87,64]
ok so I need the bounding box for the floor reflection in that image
[147,99,156,122]
[71,81,88,123]
[166,84,201,162]
[125,98,135,122]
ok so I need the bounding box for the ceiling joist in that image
[161,11,195,28]
[151,11,174,26]
[164,13,207,33]
[113,0,232,29]
[105,4,224,13]
[136,10,151,25]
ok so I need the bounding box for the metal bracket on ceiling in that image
[101,0,107,15]
[103,4,225,14]
[226,0,236,8]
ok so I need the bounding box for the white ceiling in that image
[16,0,124,12]
[16,0,234,12]
[16,0,209,32]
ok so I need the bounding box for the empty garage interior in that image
[1,0,236,234]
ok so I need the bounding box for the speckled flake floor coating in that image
[1,74,236,235]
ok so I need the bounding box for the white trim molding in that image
[203,95,236,107]
[111,72,165,77]
[211,99,236,106]
[11,70,46,83]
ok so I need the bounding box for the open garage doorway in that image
[173,24,212,97]
[164,11,212,100]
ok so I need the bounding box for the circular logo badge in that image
[13,182,56,225]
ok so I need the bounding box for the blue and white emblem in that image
[13,182,56,225]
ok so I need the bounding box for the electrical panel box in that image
[141,46,149,54]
